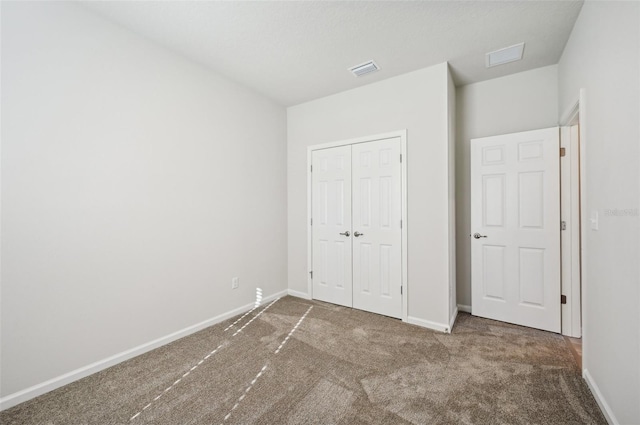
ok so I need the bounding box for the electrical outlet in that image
[232,277,239,289]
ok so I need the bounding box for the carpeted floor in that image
[0,296,606,424]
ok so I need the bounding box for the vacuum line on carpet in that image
[224,305,259,332]
[232,298,280,337]
[224,288,265,332]
[220,364,267,424]
[129,298,280,421]
[218,304,311,422]
[275,305,313,354]
[129,343,224,421]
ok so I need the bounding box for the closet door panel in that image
[352,138,402,318]
[311,146,353,307]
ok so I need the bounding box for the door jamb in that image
[560,89,587,370]
[560,123,582,338]
[306,130,408,322]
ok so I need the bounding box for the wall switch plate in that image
[232,277,239,289]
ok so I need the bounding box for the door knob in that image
[354,231,364,237]
[339,231,350,237]
[473,233,487,239]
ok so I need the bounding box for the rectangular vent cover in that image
[349,60,380,77]
[486,43,525,68]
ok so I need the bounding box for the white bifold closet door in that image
[312,138,402,319]
[311,145,353,308]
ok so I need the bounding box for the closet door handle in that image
[339,231,350,237]
[354,231,364,237]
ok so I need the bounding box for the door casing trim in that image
[560,89,588,374]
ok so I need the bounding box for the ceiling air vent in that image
[485,43,525,68]
[349,60,380,77]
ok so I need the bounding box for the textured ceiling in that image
[83,1,583,106]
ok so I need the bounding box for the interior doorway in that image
[469,121,585,337]
[559,90,586,346]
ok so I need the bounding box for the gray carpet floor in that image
[0,296,606,424]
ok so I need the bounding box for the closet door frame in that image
[306,130,408,322]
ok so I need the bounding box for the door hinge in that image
[561,294,567,304]
[400,154,403,163]
[561,220,567,231]
[311,217,313,225]
[560,147,566,157]
[310,164,313,172]
[400,219,403,229]
[400,286,403,295]
[310,271,313,279]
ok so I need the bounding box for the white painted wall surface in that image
[455,66,559,308]
[447,69,457,326]
[558,2,640,423]
[287,63,454,330]
[1,2,287,398]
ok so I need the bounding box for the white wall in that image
[447,69,457,325]
[287,63,455,330]
[1,2,287,399]
[455,65,559,308]
[558,2,639,423]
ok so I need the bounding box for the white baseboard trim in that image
[583,369,618,425]
[449,306,458,331]
[0,289,288,412]
[407,316,450,333]
[287,289,312,300]
[457,304,472,313]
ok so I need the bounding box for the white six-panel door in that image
[311,138,402,319]
[471,128,561,333]
[312,146,353,307]
[352,139,402,318]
